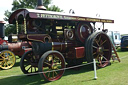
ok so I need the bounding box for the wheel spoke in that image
[98,56,103,66]
[55,72,58,77]
[96,54,100,59]
[31,66,33,73]
[8,61,13,65]
[53,71,55,78]
[93,52,97,55]
[8,56,13,60]
[102,55,108,61]
[0,58,3,60]
[4,62,7,67]
[44,68,51,73]
[6,62,9,67]
[24,61,30,67]
[26,65,32,72]
[34,67,37,72]
[1,62,4,66]
[95,39,100,46]
[48,72,51,78]
[44,62,51,66]
[1,56,5,59]
[98,35,101,42]
[93,45,98,49]
[100,40,107,46]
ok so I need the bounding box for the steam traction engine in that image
[0,21,16,70]
[8,0,114,81]
[0,21,31,70]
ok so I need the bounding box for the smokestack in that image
[0,21,5,39]
[36,0,46,10]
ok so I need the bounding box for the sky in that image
[0,0,128,34]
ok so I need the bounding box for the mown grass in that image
[0,48,128,85]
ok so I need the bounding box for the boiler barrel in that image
[32,40,77,55]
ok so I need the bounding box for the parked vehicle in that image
[107,31,121,48]
[121,36,128,50]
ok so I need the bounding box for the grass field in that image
[0,48,128,85]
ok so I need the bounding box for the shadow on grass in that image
[0,64,94,85]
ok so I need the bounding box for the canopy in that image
[9,9,114,24]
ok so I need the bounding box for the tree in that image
[47,5,63,12]
[4,0,63,36]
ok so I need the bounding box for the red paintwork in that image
[8,42,31,56]
[76,22,93,43]
[0,38,8,45]
[75,47,85,58]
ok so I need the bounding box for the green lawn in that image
[0,49,128,85]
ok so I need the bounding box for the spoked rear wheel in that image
[0,50,16,70]
[20,50,39,74]
[38,50,65,81]
[86,32,112,68]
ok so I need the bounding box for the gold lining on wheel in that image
[0,50,16,70]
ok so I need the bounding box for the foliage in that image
[47,5,63,12]
[11,0,51,11]
[5,24,16,36]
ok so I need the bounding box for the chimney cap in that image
[36,6,46,10]
[36,0,46,10]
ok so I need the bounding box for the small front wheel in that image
[0,50,16,70]
[20,50,39,74]
[38,50,65,81]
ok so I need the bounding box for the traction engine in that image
[0,21,31,70]
[8,0,115,81]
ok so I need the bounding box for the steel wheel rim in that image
[92,33,111,67]
[20,50,38,74]
[86,32,112,68]
[0,50,16,70]
[39,51,65,81]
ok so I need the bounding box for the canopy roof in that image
[9,9,114,24]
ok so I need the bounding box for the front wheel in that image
[20,50,39,74]
[0,50,16,70]
[38,50,65,81]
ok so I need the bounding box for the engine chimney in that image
[36,0,46,10]
[0,21,5,39]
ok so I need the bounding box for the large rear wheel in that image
[38,50,65,81]
[86,32,112,68]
